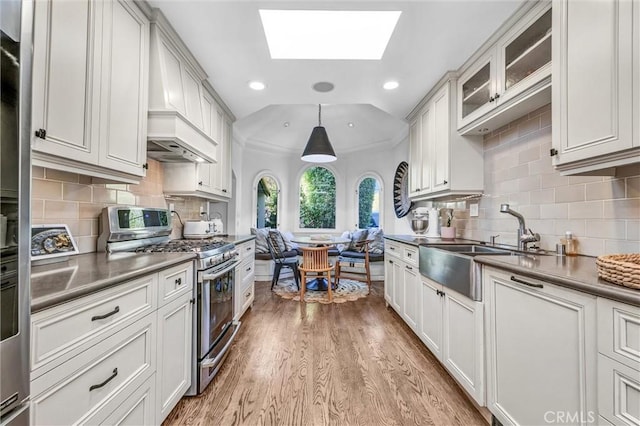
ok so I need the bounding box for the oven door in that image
[198,260,238,360]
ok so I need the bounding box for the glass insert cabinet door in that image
[459,50,496,125]
[501,8,551,93]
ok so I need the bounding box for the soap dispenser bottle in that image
[562,231,578,256]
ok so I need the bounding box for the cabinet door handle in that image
[388,260,394,264]
[246,267,252,272]
[494,92,500,100]
[406,266,413,270]
[190,298,195,305]
[246,247,252,251]
[35,128,47,139]
[489,96,494,103]
[510,276,543,289]
[245,291,251,298]
[222,189,228,193]
[175,277,182,285]
[89,368,118,391]
[443,180,448,185]
[407,252,412,257]
[389,247,396,250]
[91,306,120,321]
[550,148,558,157]
[198,181,203,186]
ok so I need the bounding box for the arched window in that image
[357,176,381,228]
[256,175,279,228]
[299,166,336,229]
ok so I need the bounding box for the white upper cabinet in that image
[551,0,640,175]
[457,1,552,135]
[31,0,149,182]
[407,75,483,201]
[163,85,234,201]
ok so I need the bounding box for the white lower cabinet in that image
[235,240,256,320]
[31,261,194,425]
[156,293,193,423]
[484,266,597,426]
[419,276,484,405]
[402,264,419,331]
[597,298,640,426]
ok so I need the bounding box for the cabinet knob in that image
[142,163,149,170]
[489,96,494,103]
[198,181,203,186]
[222,189,227,193]
[35,128,47,139]
[175,277,182,285]
[443,180,448,185]
[494,92,500,99]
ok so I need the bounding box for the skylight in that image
[259,10,401,60]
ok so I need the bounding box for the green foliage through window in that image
[358,177,380,228]
[299,167,336,229]
[257,176,278,228]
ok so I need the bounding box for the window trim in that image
[354,172,384,230]
[252,171,282,229]
[296,164,339,233]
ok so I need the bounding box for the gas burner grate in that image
[133,239,230,254]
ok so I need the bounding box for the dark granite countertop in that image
[31,252,196,313]
[384,234,477,247]
[222,235,255,245]
[475,254,640,307]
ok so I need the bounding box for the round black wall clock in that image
[393,161,413,218]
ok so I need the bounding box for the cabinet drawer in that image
[240,258,255,280]
[240,276,255,314]
[99,375,156,426]
[31,317,156,426]
[598,354,640,426]
[403,246,418,265]
[597,298,640,371]
[239,241,255,261]
[385,241,401,258]
[31,275,156,376]
[158,261,193,306]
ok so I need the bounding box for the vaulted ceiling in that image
[149,0,522,154]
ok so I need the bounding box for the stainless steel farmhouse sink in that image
[418,244,523,301]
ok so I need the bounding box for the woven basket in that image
[596,254,640,289]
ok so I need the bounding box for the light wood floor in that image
[163,281,486,426]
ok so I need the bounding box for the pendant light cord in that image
[318,104,322,126]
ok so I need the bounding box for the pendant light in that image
[301,104,337,163]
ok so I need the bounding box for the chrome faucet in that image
[499,204,540,251]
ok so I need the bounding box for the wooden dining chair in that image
[298,246,335,302]
[335,239,372,288]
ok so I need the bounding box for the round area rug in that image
[272,278,369,304]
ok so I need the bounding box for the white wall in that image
[233,138,412,235]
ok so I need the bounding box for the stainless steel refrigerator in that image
[1,0,32,424]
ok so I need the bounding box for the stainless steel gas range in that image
[98,206,241,395]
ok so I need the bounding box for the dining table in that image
[290,235,351,291]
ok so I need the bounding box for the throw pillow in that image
[280,231,298,251]
[368,228,385,254]
[348,229,369,252]
[336,230,351,252]
[268,230,287,253]
[250,227,270,253]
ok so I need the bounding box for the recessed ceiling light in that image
[383,81,399,90]
[347,122,355,128]
[259,10,401,60]
[283,122,290,127]
[249,81,266,91]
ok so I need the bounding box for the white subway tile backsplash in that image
[603,199,640,219]
[585,220,627,240]
[541,172,569,189]
[585,179,625,201]
[518,175,541,192]
[530,188,555,204]
[627,176,640,198]
[568,201,604,219]
[554,219,587,237]
[604,239,640,254]
[555,184,585,203]
[540,203,568,219]
[627,221,640,240]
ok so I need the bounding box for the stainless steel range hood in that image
[147,140,207,163]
